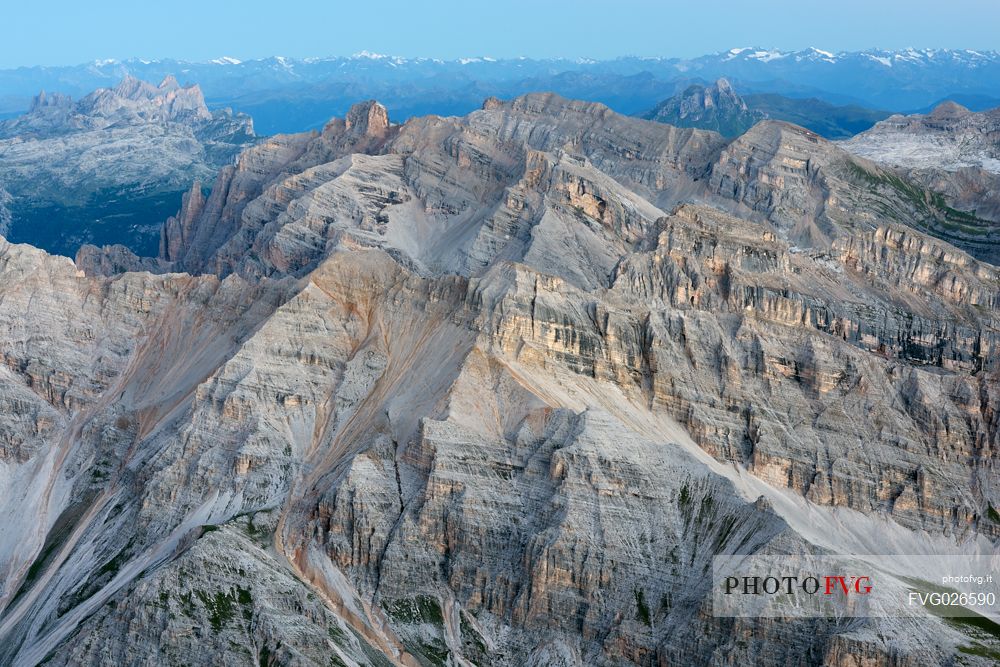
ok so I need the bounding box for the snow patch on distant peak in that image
[352,51,390,60]
[794,47,838,63]
[267,56,296,72]
[749,49,788,62]
[724,48,789,63]
[865,53,893,67]
[807,47,836,58]
[210,56,242,65]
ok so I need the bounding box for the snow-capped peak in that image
[806,47,836,59]
[864,53,893,67]
[351,51,391,60]
[748,49,788,62]
[722,47,791,63]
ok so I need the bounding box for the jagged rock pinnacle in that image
[344,100,389,137]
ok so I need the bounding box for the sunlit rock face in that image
[1,95,998,666]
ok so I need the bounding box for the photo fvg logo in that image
[723,575,873,596]
[713,554,1000,619]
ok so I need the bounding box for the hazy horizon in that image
[4,0,1000,69]
[8,44,1000,70]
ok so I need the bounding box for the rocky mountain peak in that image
[737,117,826,145]
[643,78,765,137]
[160,180,207,262]
[0,74,257,256]
[112,73,185,100]
[112,73,149,98]
[703,77,742,108]
[714,76,735,93]
[158,74,181,91]
[505,91,614,118]
[3,76,248,142]
[679,78,749,113]
[29,90,72,111]
[344,100,390,137]
[844,97,1000,180]
[84,75,211,123]
[927,99,972,119]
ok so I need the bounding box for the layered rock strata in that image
[0,95,997,666]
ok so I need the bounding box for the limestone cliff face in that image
[2,95,998,666]
[160,180,207,262]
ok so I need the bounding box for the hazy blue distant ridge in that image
[3,48,1000,134]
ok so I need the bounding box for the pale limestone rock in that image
[0,94,997,667]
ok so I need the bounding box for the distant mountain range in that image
[3,48,1000,133]
[643,78,892,139]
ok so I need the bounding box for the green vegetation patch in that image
[328,623,347,644]
[414,638,450,667]
[192,585,254,632]
[987,503,1000,524]
[382,595,445,626]
[634,588,652,626]
[957,642,1000,661]
[846,162,993,237]
[460,610,489,660]
[678,482,692,509]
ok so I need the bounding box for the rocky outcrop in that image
[0,76,257,257]
[0,94,997,666]
[911,166,1000,222]
[160,181,207,262]
[642,81,890,140]
[74,243,168,276]
[843,102,1000,174]
[0,75,226,140]
[841,102,1000,252]
[707,119,1000,264]
[643,78,765,137]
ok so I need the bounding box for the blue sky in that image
[3,0,999,67]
